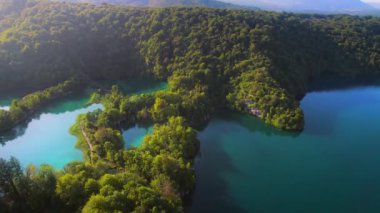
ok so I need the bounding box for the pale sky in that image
[223,0,380,4]
[364,0,380,8]
[362,0,380,3]
[222,0,380,8]
[362,0,380,7]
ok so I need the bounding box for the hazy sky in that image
[362,0,380,7]
[364,0,380,7]
[362,0,380,3]
[221,0,380,6]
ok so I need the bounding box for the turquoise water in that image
[0,103,101,169]
[0,90,27,110]
[0,79,167,111]
[188,86,380,213]
[0,80,167,169]
[0,98,14,110]
[122,125,153,148]
[0,87,100,169]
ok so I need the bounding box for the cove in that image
[0,80,167,169]
[122,124,153,148]
[188,85,380,213]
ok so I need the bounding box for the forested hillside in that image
[0,2,379,211]
[54,0,255,9]
[0,1,378,129]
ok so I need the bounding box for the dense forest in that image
[54,0,253,9]
[0,0,379,212]
[0,1,379,129]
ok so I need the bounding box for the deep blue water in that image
[188,85,380,213]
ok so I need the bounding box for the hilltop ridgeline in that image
[1,2,379,130]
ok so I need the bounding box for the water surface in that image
[0,90,28,110]
[189,85,380,213]
[122,125,152,148]
[0,80,167,169]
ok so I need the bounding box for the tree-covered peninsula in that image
[0,1,379,212]
[0,79,83,133]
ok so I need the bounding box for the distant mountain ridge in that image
[289,0,373,12]
[57,0,258,9]
[222,0,379,14]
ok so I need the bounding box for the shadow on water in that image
[0,122,28,145]
[0,88,31,107]
[307,76,380,93]
[312,77,380,136]
[43,91,93,114]
[301,81,380,136]
[0,105,94,146]
[0,94,91,145]
[220,111,301,138]
[199,110,301,138]
[0,79,167,146]
[186,87,380,212]
[95,79,168,95]
[187,111,299,212]
[186,118,248,213]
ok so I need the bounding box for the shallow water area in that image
[0,80,167,169]
[122,124,153,148]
